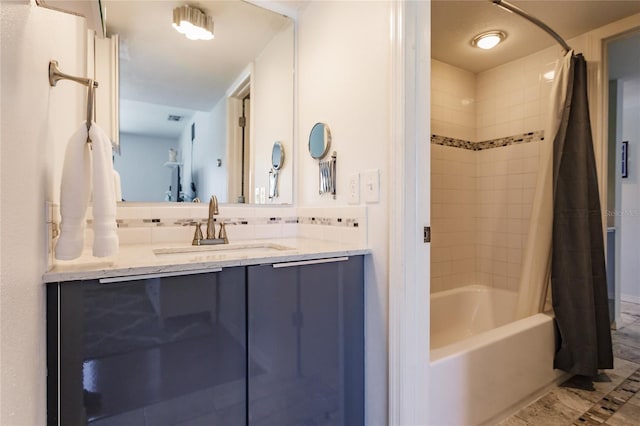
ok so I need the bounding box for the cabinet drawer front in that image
[247,256,364,426]
[47,267,246,426]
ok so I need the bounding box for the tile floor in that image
[499,301,640,426]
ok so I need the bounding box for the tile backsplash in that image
[47,203,367,266]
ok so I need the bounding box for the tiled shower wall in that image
[431,140,540,293]
[431,50,557,293]
[476,48,559,141]
[431,145,476,293]
[432,60,476,142]
[475,142,539,291]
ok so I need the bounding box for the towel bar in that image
[48,60,99,139]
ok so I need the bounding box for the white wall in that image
[115,133,179,202]
[0,1,85,423]
[619,76,640,303]
[297,2,391,423]
[253,22,294,204]
[186,102,228,203]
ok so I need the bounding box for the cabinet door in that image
[247,256,364,426]
[48,268,246,426]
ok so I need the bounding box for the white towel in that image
[55,122,119,260]
[55,124,91,260]
[113,169,122,202]
[90,123,119,257]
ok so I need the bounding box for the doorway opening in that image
[606,29,640,325]
[227,74,252,203]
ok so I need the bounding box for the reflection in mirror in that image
[269,141,284,199]
[309,122,332,159]
[105,0,294,204]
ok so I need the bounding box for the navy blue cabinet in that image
[47,256,364,426]
[47,268,247,426]
[247,256,364,426]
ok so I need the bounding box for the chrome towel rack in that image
[48,60,99,141]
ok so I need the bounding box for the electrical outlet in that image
[348,173,360,204]
[363,169,380,203]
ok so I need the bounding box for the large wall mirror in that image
[103,0,294,204]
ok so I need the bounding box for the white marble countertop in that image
[43,238,371,283]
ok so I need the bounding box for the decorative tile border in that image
[47,203,367,261]
[88,215,360,229]
[298,217,360,228]
[431,130,544,151]
[430,135,477,150]
[573,367,640,425]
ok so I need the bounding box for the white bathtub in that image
[429,285,567,426]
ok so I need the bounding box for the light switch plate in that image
[348,173,360,204]
[363,169,380,203]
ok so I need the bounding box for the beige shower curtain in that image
[514,50,572,320]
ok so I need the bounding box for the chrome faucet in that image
[206,195,219,239]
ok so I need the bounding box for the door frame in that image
[388,5,640,425]
[226,65,254,203]
[388,1,431,425]
[585,13,640,327]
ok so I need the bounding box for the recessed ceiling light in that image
[472,31,506,50]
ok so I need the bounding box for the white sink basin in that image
[153,242,295,261]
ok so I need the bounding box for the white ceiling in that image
[104,0,291,111]
[100,0,294,137]
[432,0,640,73]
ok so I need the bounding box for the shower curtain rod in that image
[490,0,572,53]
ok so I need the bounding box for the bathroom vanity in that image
[44,242,366,426]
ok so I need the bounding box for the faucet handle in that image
[218,221,228,244]
[188,222,203,246]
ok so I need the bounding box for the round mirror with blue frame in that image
[272,141,284,170]
[308,122,331,159]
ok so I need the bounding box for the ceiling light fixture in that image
[172,5,214,41]
[471,31,506,50]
